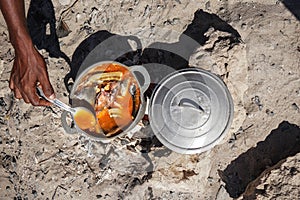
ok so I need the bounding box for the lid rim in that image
[149,67,234,154]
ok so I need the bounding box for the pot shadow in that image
[27,0,70,64]
[140,9,242,90]
[64,30,143,93]
[282,0,300,21]
[218,121,300,199]
[67,9,242,98]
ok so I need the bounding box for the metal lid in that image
[149,68,234,154]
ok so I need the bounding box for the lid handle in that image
[178,98,204,112]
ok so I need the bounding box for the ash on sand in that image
[0,0,300,199]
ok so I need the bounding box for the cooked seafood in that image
[93,63,141,137]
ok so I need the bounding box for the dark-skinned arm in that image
[0,0,55,106]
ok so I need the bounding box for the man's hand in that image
[0,0,55,106]
[10,45,54,106]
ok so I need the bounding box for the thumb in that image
[39,77,55,100]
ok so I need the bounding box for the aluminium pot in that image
[61,61,150,143]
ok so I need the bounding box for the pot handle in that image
[61,110,77,134]
[129,65,151,93]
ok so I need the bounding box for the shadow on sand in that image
[282,0,300,20]
[65,9,241,97]
[27,0,70,64]
[219,121,300,199]
[26,1,242,96]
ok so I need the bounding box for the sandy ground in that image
[0,0,299,199]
